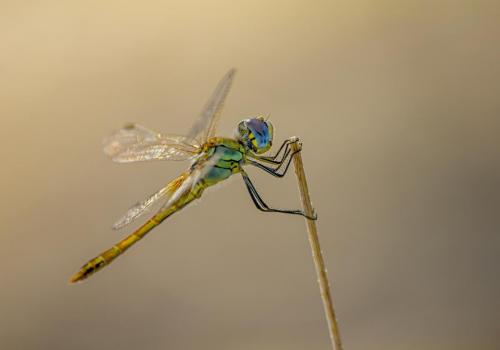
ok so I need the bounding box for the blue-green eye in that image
[245,118,273,153]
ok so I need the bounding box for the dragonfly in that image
[70,68,317,283]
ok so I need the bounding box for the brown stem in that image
[290,138,344,350]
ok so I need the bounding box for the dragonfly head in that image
[237,116,274,154]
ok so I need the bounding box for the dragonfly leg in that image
[265,138,293,160]
[252,138,297,165]
[247,146,300,178]
[241,170,317,220]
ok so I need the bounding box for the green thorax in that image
[197,137,247,185]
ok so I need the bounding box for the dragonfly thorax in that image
[236,116,274,154]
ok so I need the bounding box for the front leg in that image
[247,143,301,177]
[253,137,297,165]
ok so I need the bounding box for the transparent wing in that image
[104,124,201,163]
[113,152,221,229]
[112,185,171,230]
[186,68,237,144]
[160,153,222,210]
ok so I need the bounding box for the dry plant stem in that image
[290,138,344,350]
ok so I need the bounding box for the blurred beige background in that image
[1,1,499,349]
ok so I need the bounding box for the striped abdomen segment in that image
[69,216,163,283]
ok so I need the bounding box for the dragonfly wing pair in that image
[103,69,237,229]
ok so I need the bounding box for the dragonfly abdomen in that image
[70,174,201,283]
[69,220,156,283]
